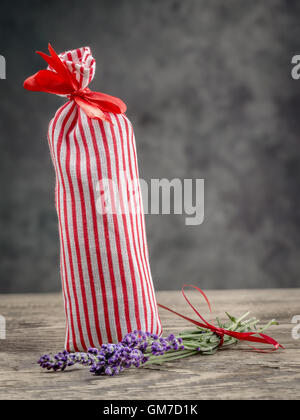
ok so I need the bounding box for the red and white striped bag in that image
[24,45,162,351]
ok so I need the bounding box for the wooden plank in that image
[0,289,299,400]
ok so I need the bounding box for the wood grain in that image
[0,289,299,400]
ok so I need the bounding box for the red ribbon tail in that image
[157,303,208,329]
[83,90,127,114]
[74,96,114,124]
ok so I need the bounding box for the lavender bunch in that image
[38,331,183,376]
[38,313,278,376]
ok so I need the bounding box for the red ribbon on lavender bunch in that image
[158,285,284,352]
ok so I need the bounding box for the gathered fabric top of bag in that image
[24,44,127,122]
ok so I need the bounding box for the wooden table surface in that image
[0,289,299,400]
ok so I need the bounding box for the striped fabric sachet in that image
[27,46,162,351]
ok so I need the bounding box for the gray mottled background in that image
[1,0,300,293]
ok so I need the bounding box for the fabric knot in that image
[24,44,127,121]
[50,47,96,91]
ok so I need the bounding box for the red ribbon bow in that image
[158,285,284,352]
[23,44,127,122]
